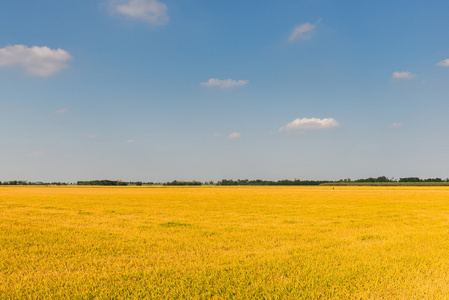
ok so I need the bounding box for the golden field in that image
[1,186,449,299]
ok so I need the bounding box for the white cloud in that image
[228,132,241,139]
[201,78,249,88]
[288,22,316,41]
[126,139,134,143]
[279,117,339,131]
[113,0,169,25]
[392,71,416,80]
[27,151,43,158]
[0,45,72,77]
[436,59,449,67]
[391,122,404,128]
[55,108,68,114]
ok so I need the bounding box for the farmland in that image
[1,186,449,299]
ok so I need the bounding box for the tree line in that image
[216,179,330,186]
[0,180,69,185]
[76,180,151,186]
[348,176,448,183]
[1,176,448,186]
[162,180,202,186]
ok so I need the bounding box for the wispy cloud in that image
[55,108,68,114]
[201,78,249,88]
[228,132,241,139]
[436,59,449,67]
[0,45,72,77]
[288,22,316,41]
[392,71,416,80]
[126,139,134,143]
[279,117,339,131]
[213,133,220,137]
[27,151,43,158]
[391,122,404,128]
[89,135,97,139]
[113,0,169,25]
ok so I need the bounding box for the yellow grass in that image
[1,186,449,299]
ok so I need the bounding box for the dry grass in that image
[1,186,449,299]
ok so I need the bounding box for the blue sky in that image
[1,0,449,182]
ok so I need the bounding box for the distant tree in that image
[77,180,118,186]
[399,177,421,182]
[216,179,328,186]
[355,176,394,183]
[423,178,443,182]
[163,180,202,186]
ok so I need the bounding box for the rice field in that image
[1,186,449,299]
